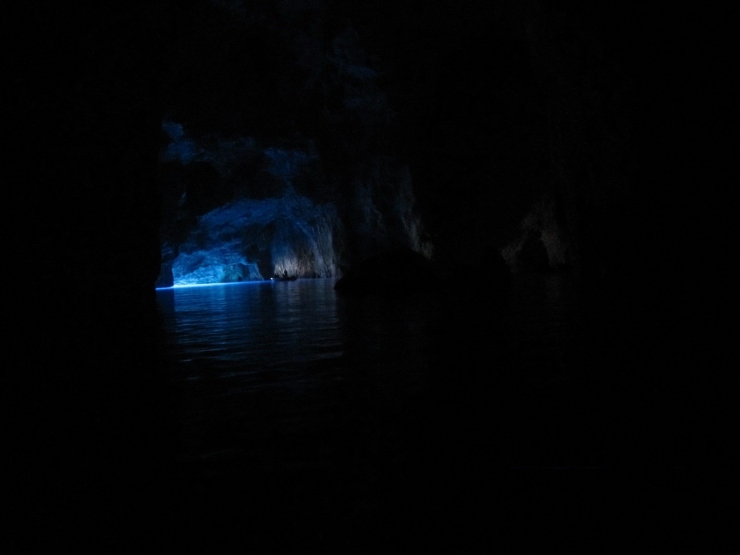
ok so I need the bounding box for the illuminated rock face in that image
[171,196,340,285]
[156,122,429,286]
[157,123,344,285]
[161,157,429,285]
[154,2,435,287]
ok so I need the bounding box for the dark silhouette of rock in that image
[156,241,176,288]
[517,230,551,273]
[477,247,512,295]
[9,3,173,550]
[334,247,437,295]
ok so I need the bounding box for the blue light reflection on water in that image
[157,278,344,374]
[155,278,437,461]
[155,274,589,467]
[156,279,268,290]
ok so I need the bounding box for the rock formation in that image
[156,4,432,286]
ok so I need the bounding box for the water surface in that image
[152,274,687,548]
[157,278,441,468]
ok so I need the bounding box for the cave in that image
[10,0,728,550]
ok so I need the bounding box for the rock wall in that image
[156,2,433,286]
[156,119,427,285]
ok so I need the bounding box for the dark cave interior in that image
[7,0,731,550]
